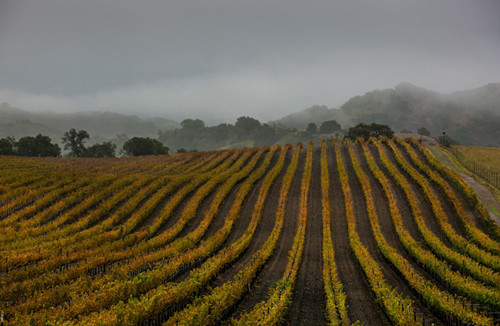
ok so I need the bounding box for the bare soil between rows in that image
[5,141,499,325]
[226,148,304,320]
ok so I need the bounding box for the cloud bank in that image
[1,0,499,122]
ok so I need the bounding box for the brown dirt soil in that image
[329,145,391,326]
[167,150,273,283]
[196,150,284,286]
[285,147,325,326]
[111,151,264,281]
[129,179,194,235]
[225,149,304,321]
[176,172,243,241]
[150,150,256,238]
[87,161,250,279]
[342,144,443,325]
[404,142,493,236]
[10,143,500,325]
[148,149,286,323]
[201,150,279,242]
[354,144,449,310]
[386,142,469,239]
[137,151,282,325]
[366,145,424,243]
[376,143,454,248]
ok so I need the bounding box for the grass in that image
[430,145,500,217]
[488,204,500,217]
[453,145,500,173]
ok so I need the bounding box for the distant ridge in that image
[2,82,499,148]
[269,105,341,129]
[271,82,500,147]
[0,103,179,143]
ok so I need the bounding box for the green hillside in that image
[272,83,500,147]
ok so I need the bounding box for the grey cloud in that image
[0,0,499,121]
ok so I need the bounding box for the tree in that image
[319,120,341,133]
[17,134,60,157]
[84,141,116,158]
[347,122,394,140]
[306,122,317,134]
[62,129,89,157]
[208,123,234,143]
[235,116,261,135]
[0,137,16,155]
[122,137,169,156]
[417,127,430,136]
[181,119,205,130]
[253,123,278,146]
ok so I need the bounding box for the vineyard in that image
[1,138,500,325]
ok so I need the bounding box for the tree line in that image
[0,128,169,158]
[158,116,293,151]
[0,119,397,158]
[158,116,351,152]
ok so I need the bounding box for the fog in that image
[1,0,499,123]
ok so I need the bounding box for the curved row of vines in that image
[1,137,499,325]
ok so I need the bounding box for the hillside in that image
[269,105,346,129]
[0,103,179,143]
[2,139,499,325]
[272,82,500,147]
[3,82,500,149]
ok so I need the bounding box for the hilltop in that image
[0,103,178,143]
[2,82,500,148]
[272,82,500,147]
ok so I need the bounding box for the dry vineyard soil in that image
[1,139,499,325]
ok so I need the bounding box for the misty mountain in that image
[269,105,345,130]
[272,83,500,147]
[0,103,179,143]
[2,82,500,150]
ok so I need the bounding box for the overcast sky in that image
[1,0,499,123]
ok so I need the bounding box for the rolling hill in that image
[0,103,179,143]
[272,82,500,147]
[2,139,499,325]
[2,82,500,148]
